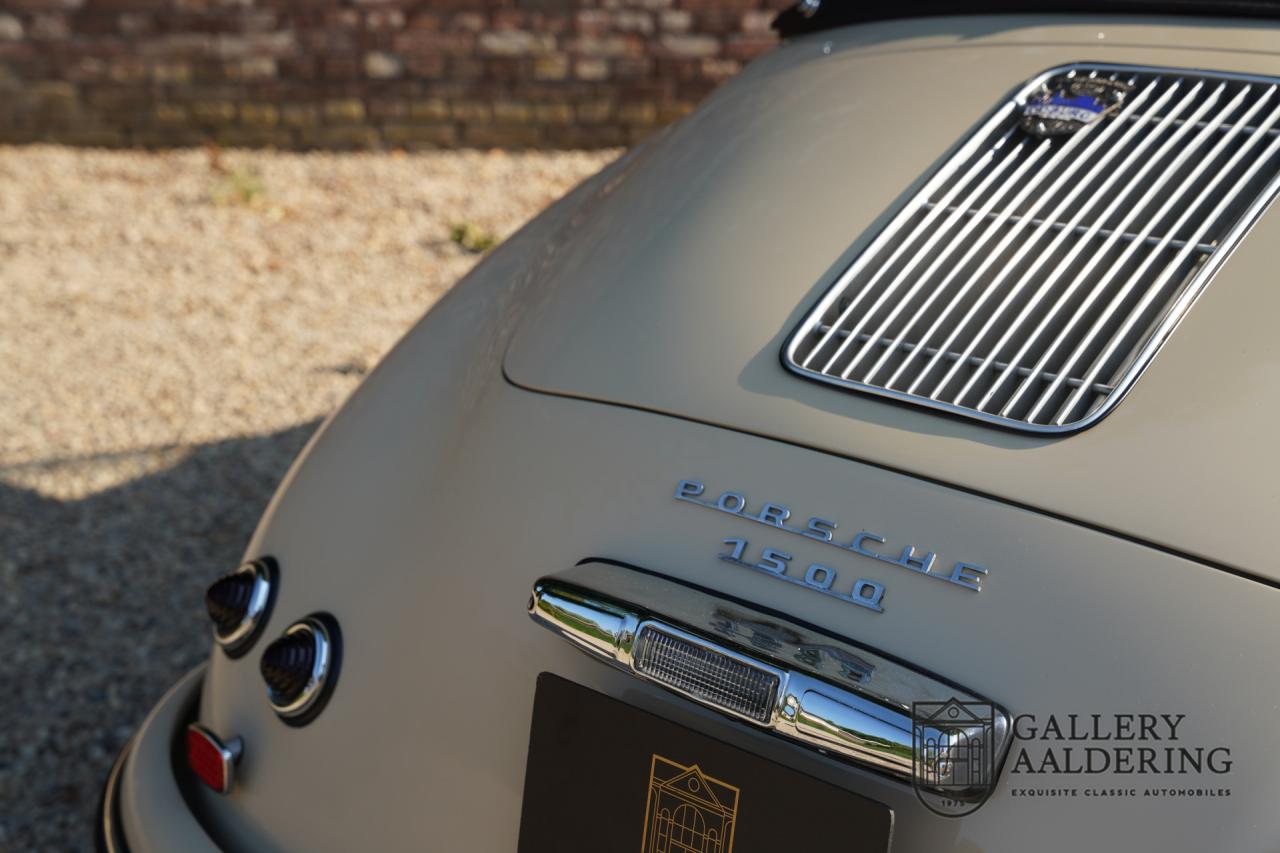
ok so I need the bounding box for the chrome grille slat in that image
[926,80,1223,405]
[814,327,1117,393]
[783,64,1280,432]
[895,78,1172,397]
[920,203,1216,254]
[1123,112,1280,136]
[957,82,1253,410]
[1014,85,1278,421]
[802,129,1013,370]
[820,136,1038,376]
[1048,94,1280,425]
[835,139,1051,379]
[865,79,1167,390]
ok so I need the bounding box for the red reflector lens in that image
[186,724,240,794]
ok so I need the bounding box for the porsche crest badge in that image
[1019,74,1131,138]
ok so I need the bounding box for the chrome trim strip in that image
[529,564,1012,789]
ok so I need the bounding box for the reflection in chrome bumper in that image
[529,562,1013,797]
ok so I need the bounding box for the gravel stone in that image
[0,144,617,850]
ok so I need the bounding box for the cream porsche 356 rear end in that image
[102,9,1280,853]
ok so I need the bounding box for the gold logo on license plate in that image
[641,754,739,853]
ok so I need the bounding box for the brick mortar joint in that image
[0,0,787,150]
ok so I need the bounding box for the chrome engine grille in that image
[784,64,1280,432]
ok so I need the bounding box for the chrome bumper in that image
[529,562,1014,805]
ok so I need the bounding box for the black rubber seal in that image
[774,1,1280,37]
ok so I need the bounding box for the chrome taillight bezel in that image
[210,557,277,658]
[262,613,341,726]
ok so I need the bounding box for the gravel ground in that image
[0,144,617,851]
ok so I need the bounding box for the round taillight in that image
[206,558,276,657]
[261,613,340,725]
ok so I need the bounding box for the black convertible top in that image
[773,0,1280,37]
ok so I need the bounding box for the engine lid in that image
[503,17,1280,580]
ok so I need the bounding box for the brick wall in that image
[0,1,791,149]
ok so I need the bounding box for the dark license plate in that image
[518,673,893,853]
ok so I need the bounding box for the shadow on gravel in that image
[0,419,321,851]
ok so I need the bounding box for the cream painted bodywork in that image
[116,14,1280,853]
[504,16,1280,577]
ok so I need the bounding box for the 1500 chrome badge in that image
[675,479,989,615]
[719,536,887,614]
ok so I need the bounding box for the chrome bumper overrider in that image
[530,561,1013,798]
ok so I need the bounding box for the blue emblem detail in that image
[1020,75,1130,138]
